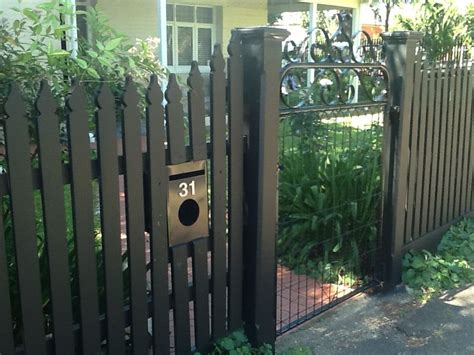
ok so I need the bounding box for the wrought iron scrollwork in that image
[280,13,389,115]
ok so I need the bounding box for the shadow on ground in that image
[276,284,474,354]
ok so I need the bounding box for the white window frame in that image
[167,4,215,73]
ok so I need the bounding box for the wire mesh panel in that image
[277,107,384,334]
[276,12,389,335]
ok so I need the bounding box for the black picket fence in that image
[0,24,473,355]
[0,38,246,354]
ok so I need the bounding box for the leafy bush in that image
[396,0,473,60]
[0,0,166,114]
[278,119,382,284]
[2,184,123,343]
[195,330,272,355]
[402,218,474,302]
[0,0,163,344]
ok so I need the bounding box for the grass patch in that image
[402,218,474,302]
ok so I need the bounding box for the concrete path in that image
[276,285,474,355]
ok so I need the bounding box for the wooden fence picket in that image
[66,82,101,354]
[187,62,211,352]
[0,190,14,355]
[146,75,170,355]
[95,83,126,355]
[4,83,46,355]
[121,77,148,354]
[165,74,191,354]
[36,81,75,354]
[210,45,227,341]
[227,36,244,332]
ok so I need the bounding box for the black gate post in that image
[234,27,289,347]
[381,31,423,287]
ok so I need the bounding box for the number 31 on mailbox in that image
[167,160,209,246]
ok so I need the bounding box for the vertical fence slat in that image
[428,64,443,231]
[4,84,46,354]
[414,62,429,238]
[421,63,435,236]
[188,63,207,161]
[192,238,210,352]
[467,68,474,211]
[166,74,186,165]
[95,84,126,355]
[459,63,470,214]
[436,64,450,228]
[188,62,213,352]
[187,62,211,351]
[210,44,227,340]
[449,65,462,219]
[405,53,422,242]
[66,83,101,354]
[165,73,191,353]
[227,36,244,331]
[146,76,170,355]
[455,63,467,216]
[121,78,148,354]
[443,64,455,224]
[36,81,75,354]
[171,245,191,354]
[0,192,14,355]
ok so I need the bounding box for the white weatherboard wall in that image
[97,0,159,42]
[97,0,267,56]
[1,0,63,48]
[81,0,268,64]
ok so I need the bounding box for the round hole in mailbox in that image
[178,199,200,226]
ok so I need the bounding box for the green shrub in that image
[437,218,474,263]
[278,120,382,284]
[0,0,166,120]
[396,0,473,60]
[195,330,273,355]
[0,0,161,344]
[2,183,125,343]
[402,218,474,302]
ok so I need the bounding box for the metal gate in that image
[276,14,391,335]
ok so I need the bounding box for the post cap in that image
[234,27,290,42]
[381,31,423,44]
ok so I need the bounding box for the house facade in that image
[2,1,370,73]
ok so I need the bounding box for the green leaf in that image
[86,50,99,58]
[97,57,111,67]
[220,338,235,351]
[22,8,39,22]
[86,67,101,79]
[49,49,70,57]
[332,241,342,253]
[411,257,425,269]
[104,37,123,51]
[75,58,88,69]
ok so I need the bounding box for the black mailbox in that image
[168,160,209,246]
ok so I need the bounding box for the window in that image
[166,4,215,71]
[75,0,92,42]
